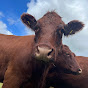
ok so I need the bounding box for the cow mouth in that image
[64,68,82,75]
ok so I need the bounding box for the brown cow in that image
[45,56,88,88]
[0,11,83,88]
[23,46,88,88]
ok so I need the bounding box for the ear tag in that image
[27,21,30,25]
[70,30,73,34]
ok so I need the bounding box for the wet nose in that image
[35,46,53,59]
[72,68,82,75]
[78,68,82,74]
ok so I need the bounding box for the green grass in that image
[0,83,3,88]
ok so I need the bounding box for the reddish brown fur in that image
[22,45,80,88]
[0,12,84,88]
[45,56,88,88]
[21,12,83,74]
[22,46,88,88]
[0,34,79,88]
[0,34,51,88]
[0,34,34,82]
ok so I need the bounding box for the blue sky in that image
[0,0,88,56]
[0,0,34,35]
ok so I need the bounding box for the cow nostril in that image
[78,68,82,74]
[37,46,40,53]
[48,49,53,56]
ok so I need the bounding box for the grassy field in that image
[0,83,3,88]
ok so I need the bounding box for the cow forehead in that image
[38,12,65,28]
[44,12,62,20]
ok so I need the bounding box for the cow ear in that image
[63,20,84,36]
[21,13,37,31]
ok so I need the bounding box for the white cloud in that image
[24,27,34,35]
[26,0,88,56]
[0,12,4,18]
[7,18,16,25]
[7,18,20,25]
[0,21,13,35]
[0,12,13,35]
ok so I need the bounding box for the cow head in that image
[55,45,82,74]
[21,12,83,74]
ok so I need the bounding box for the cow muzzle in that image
[70,68,82,75]
[35,45,54,62]
[77,68,82,74]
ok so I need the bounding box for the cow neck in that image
[38,63,54,88]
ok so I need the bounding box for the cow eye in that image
[56,29,62,38]
[61,29,64,33]
[56,29,60,35]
